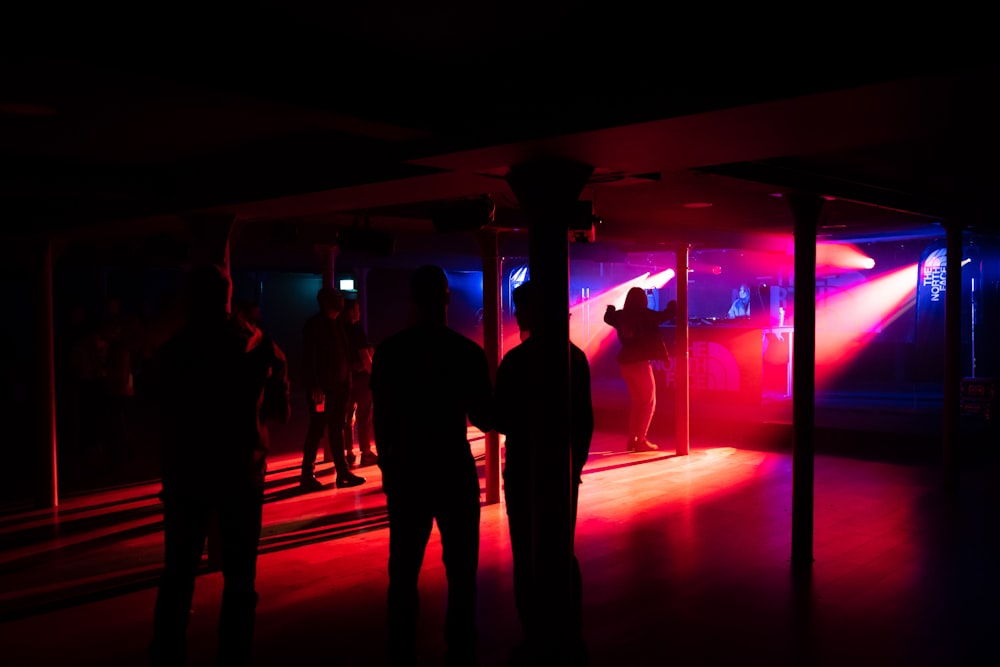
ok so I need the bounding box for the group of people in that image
[371,267,595,666]
[147,264,598,667]
[297,286,374,493]
[58,295,147,462]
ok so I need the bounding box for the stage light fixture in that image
[569,200,600,243]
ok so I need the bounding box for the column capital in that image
[785,192,824,229]
[506,158,594,219]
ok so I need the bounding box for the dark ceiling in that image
[3,4,999,269]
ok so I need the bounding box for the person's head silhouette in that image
[512,280,540,336]
[624,286,649,311]
[185,264,231,320]
[409,265,450,325]
[317,287,344,318]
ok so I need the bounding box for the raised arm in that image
[656,299,677,324]
[603,304,619,327]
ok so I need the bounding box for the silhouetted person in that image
[99,295,139,463]
[603,287,675,452]
[370,265,495,667]
[149,264,290,667]
[60,301,104,455]
[495,280,594,666]
[232,299,261,335]
[727,282,752,319]
[299,287,365,491]
[340,297,378,467]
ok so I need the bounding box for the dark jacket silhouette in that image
[157,300,289,496]
[298,287,364,489]
[150,264,290,667]
[494,279,594,663]
[603,287,674,365]
[370,265,494,666]
[302,306,351,396]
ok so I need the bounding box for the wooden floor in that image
[1,425,997,666]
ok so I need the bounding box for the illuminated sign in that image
[920,247,947,302]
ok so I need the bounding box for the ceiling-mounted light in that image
[569,200,599,243]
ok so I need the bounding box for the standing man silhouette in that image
[603,288,675,452]
[370,265,495,667]
[495,280,594,665]
[299,287,365,491]
[149,264,290,666]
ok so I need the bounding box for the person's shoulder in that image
[268,334,287,357]
[376,328,406,347]
[372,329,409,360]
[159,324,195,352]
[443,326,479,344]
[157,331,182,360]
[252,329,286,361]
[409,324,481,349]
[498,339,529,364]
[446,328,488,356]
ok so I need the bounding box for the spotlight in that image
[569,218,599,243]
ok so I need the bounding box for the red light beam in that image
[815,263,918,389]
[817,242,876,271]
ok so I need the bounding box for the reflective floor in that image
[1,417,997,666]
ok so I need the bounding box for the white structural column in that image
[32,238,58,508]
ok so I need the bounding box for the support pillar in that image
[32,238,58,508]
[788,193,822,570]
[358,267,370,332]
[506,157,593,657]
[318,244,339,289]
[674,244,691,456]
[943,220,963,492]
[479,229,503,504]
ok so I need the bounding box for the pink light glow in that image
[814,263,918,389]
[817,242,876,271]
[570,272,665,359]
[644,268,676,290]
[688,258,723,275]
[501,272,660,360]
[501,321,525,357]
